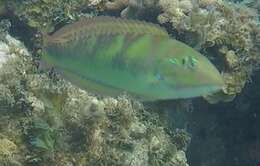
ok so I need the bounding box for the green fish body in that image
[42,16,224,101]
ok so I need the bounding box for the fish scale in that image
[42,16,224,101]
[47,16,169,44]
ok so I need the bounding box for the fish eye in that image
[182,58,187,65]
[181,56,198,70]
[168,56,198,70]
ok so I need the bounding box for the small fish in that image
[42,16,224,101]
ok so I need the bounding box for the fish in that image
[42,16,224,101]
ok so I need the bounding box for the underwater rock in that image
[199,0,217,8]
[3,1,259,165]
[0,138,17,157]
[105,0,160,18]
[6,0,103,33]
[0,40,11,68]
[122,0,159,18]
[88,0,103,7]
[0,20,15,69]
[129,122,147,139]
[240,0,260,14]
[157,0,193,26]
[105,0,129,11]
[0,135,22,166]
[0,30,190,165]
[171,151,188,166]
[0,29,33,110]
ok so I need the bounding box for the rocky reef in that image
[2,0,97,33]
[0,0,259,165]
[0,29,190,165]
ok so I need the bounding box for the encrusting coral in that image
[0,27,190,165]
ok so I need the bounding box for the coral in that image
[171,129,191,151]
[89,0,103,6]
[0,30,190,165]
[0,40,11,68]
[148,127,189,166]
[6,0,104,33]
[0,20,12,67]
[0,136,21,166]
[105,0,129,11]
[170,151,188,166]
[237,0,260,16]
[0,138,17,157]
[2,1,259,165]
[105,0,160,19]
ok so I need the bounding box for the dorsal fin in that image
[47,16,169,44]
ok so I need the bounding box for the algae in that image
[0,30,190,165]
[0,0,259,165]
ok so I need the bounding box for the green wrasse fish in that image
[42,16,224,101]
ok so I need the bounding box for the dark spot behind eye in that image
[182,58,186,65]
[181,56,198,69]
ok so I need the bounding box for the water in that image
[0,0,259,165]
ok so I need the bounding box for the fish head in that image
[154,39,224,99]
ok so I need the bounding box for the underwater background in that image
[0,0,259,165]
